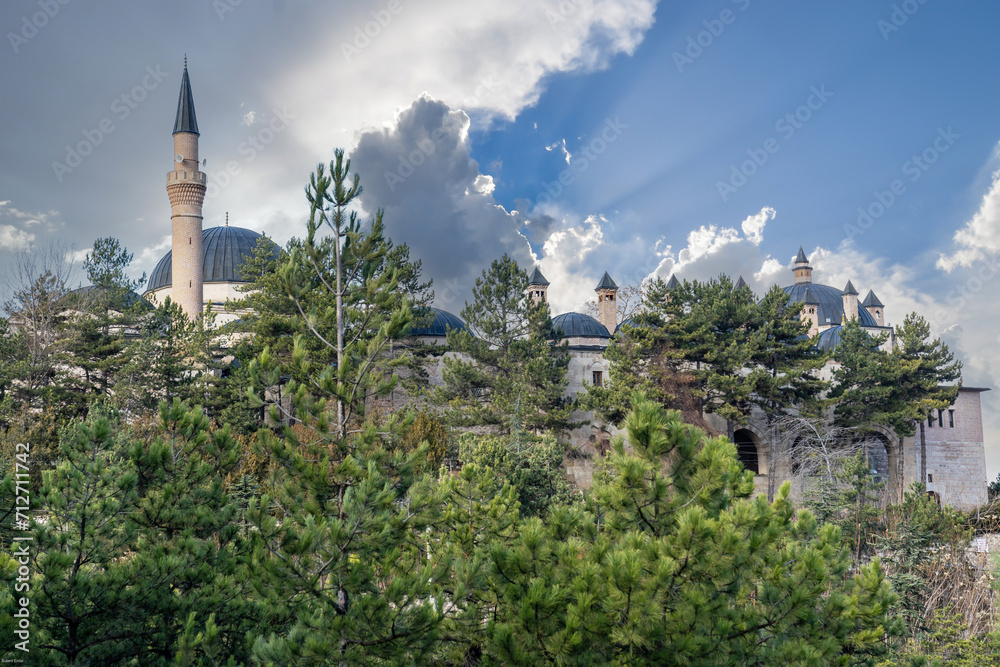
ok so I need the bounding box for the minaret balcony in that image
[167,170,207,184]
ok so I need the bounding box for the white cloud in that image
[0,201,60,250]
[754,257,784,284]
[136,234,172,274]
[546,138,572,165]
[938,144,1000,272]
[645,206,779,291]
[536,212,608,311]
[0,200,59,229]
[66,248,91,264]
[0,225,34,250]
[741,206,774,246]
[274,0,656,148]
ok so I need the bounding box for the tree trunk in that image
[767,423,777,502]
[335,215,345,440]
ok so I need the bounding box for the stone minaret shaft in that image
[166,60,206,319]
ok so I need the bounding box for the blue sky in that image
[1,0,999,474]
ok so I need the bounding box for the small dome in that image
[409,307,467,337]
[614,318,633,335]
[817,325,843,351]
[145,226,280,293]
[552,312,610,339]
[783,283,877,328]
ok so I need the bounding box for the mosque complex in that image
[142,62,990,510]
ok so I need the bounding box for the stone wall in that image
[921,388,989,509]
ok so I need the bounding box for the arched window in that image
[734,429,760,474]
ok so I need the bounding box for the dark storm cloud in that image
[352,95,533,310]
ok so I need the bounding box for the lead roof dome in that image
[145,226,280,292]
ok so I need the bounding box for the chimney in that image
[792,246,813,284]
[527,267,549,305]
[802,287,819,336]
[842,280,859,322]
[595,271,618,333]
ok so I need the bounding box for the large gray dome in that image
[783,283,878,328]
[145,226,280,292]
[552,312,611,338]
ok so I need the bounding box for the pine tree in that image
[0,318,27,429]
[894,312,963,486]
[26,412,143,662]
[439,254,573,434]
[482,394,898,665]
[126,400,258,662]
[20,404,258,664]
[829,319,920,438]
[595,276,826,438]
[583,312,679,426]
[246,150,459,663]
[82,237,147,315]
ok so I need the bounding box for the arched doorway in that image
[856,431,899,501]
[734,428,762,474]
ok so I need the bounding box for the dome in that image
[782,283,877,328]
[145,226,280,293]
[816,325,843,351]
[614,318,633,335]
[409,307,467,337]
[552,312,611,339]
[65,285,153,311]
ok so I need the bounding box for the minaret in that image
[166,57,206,319]
[595,271,618,333]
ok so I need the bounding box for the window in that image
[592,371,603,387]
[928,473,933,483]
[938,411,944,427]
[949,409,955,428]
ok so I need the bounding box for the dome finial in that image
[184,54,188,69]
[225,212,229,226]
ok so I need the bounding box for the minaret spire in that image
[166,58,206,319]
[173,57,199,136]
